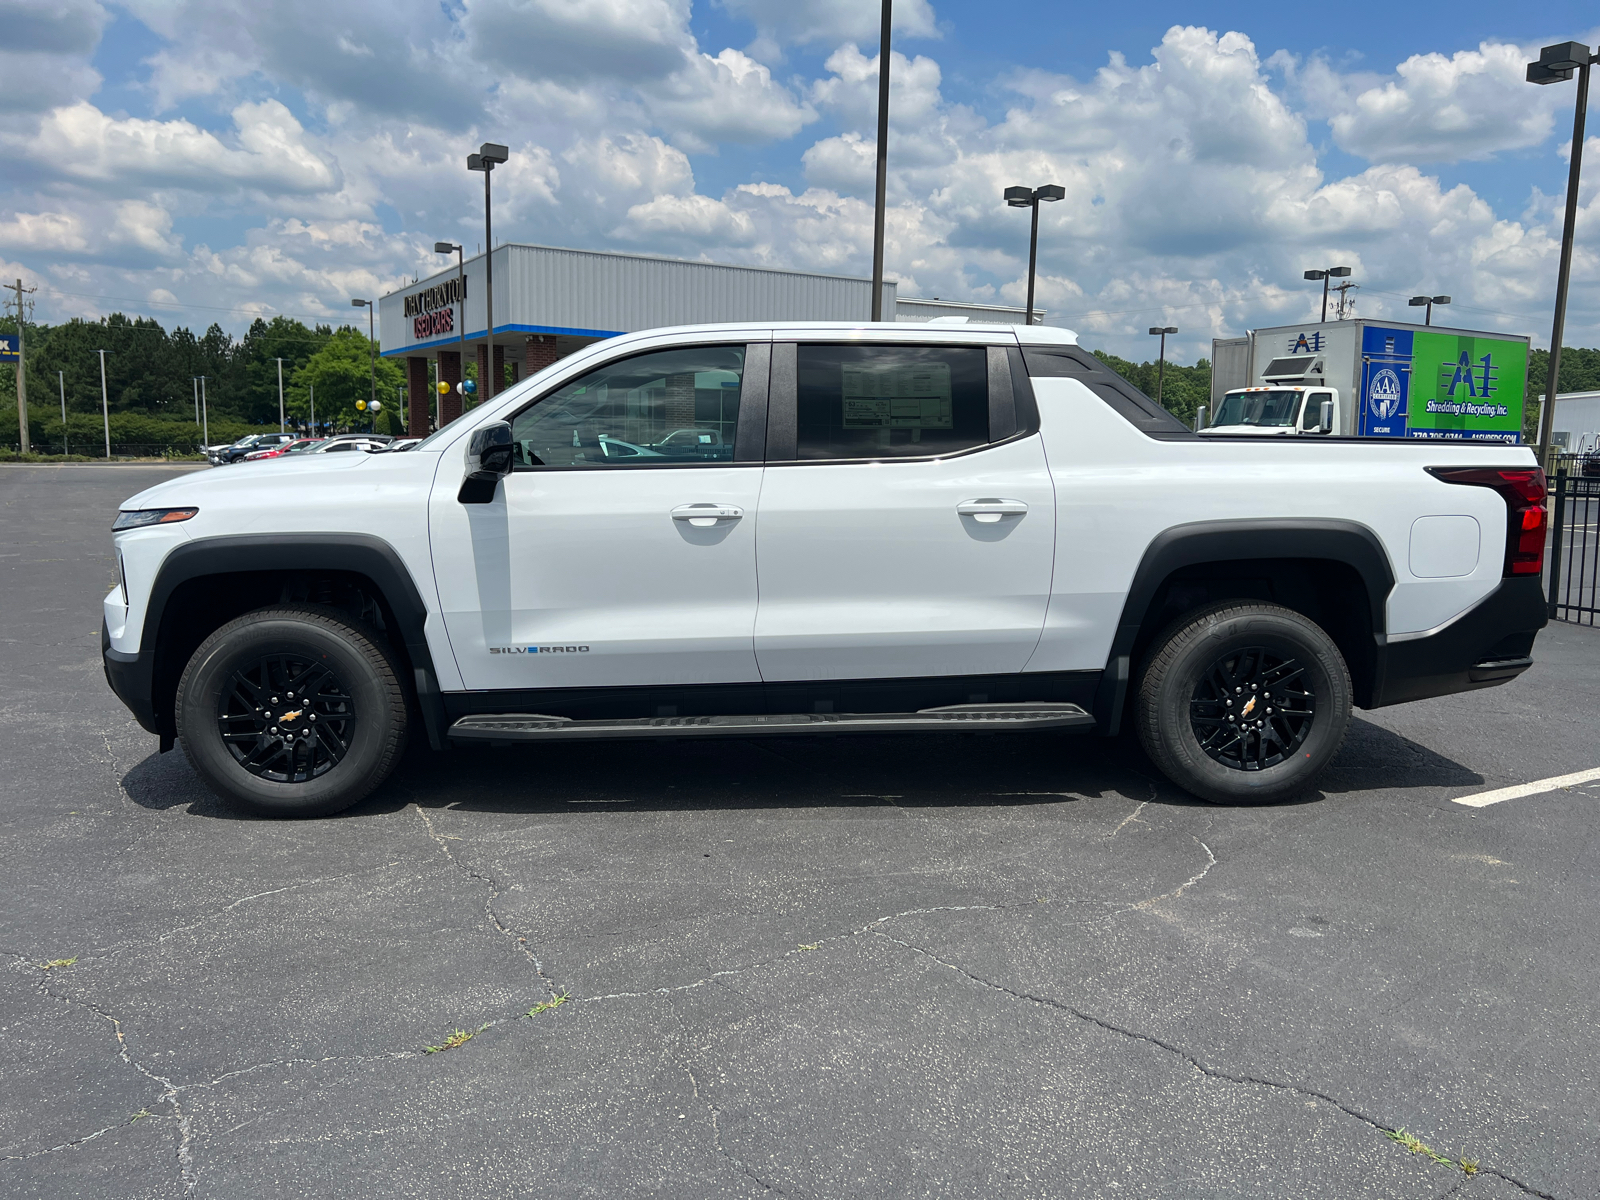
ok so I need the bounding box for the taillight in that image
[1426,466,1547,577]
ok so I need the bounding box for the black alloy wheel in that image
[1188,647,1315,771]
[1136,601,1351,806]
[176,606,407,817]
[218,653,356,783]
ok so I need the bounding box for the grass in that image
[423,1023,489,1054]
[526,993,570,1017]
[797,943,821,951]
[39,958,77,970]
[129,1109,150,1123]
[1384,1128,1480,1175]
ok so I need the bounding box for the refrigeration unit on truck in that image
[1207,321,1529,442]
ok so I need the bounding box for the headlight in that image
[113,508,198,531]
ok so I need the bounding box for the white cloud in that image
[1301,41,1560,164]
[14,101,337,195]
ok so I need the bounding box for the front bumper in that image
[1369,576,1547,708]
[102,618,160,736]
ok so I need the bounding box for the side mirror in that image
[1318,400,1334,434]
[1194,405,1208,432]
[458,421,514,504]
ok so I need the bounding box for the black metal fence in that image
[1547,469,1600,624]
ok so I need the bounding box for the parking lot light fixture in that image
[1527,40,1595,466]
[435,241,467,428]
[1148,326,1178,407]
[352,298,377,424]
[1303,266,1352,322]
[1006,184,1065,326]
[1408,295,1451,325]
[468,144,509,399]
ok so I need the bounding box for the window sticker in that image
[841,362,953,429]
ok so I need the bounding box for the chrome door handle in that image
[672,503,744,527]
[957,498,1028,523]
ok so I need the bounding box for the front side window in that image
[1302,391,1331,430]
[796,345,988,460]
[509,345,744,468]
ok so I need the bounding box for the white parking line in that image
[1453,766,1600,808]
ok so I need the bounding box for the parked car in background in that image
[213,433,296,465]
[380,438,423,453]
[242,438,325,461]
[304,434,392,455]
[1580,452,1600,479]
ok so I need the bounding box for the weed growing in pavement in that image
[526,993,569,1017]
[129,1109,150,1123]
[797,943,820,951]
[1384,1128,1480,1175]
[424,1023,490,1053]
[39,958,77,970]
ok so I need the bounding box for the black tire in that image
[175,606,407,817]
[1136,602,1351,805]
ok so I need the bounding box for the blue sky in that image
[3,0,1598,363]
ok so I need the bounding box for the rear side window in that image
[796,344,988,459]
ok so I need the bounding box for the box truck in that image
[1207,320,1528,442]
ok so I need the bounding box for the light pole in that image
[467,142,509,400]
[1303,266,1352,322]
[352,298,377,428]
[435,241,467,427]
[1527,40,1595,464]
[309,384,315,435]
[1004,184,1066,326]
[1149,326,1178,407]
[275,356,286,432]
[58,370,66,456]
[98,349,110,458]
[196,376,208,449]
[870,0,892,321]
[1407,295,1451,326]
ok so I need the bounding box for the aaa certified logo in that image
[1368,369,1402,419]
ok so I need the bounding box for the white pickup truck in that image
[102,321,1548,816]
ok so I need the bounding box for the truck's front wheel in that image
[1136,602,1350,805]
[175,606,407,817]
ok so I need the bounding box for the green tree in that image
[1525,346,1600,440]
[288,326,404,430]
[1092,349,1212,427]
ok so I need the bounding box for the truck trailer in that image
[1208,320,1528,442]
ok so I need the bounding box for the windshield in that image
[1212,390,1303,428]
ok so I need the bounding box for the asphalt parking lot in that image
[3,464,1598,1200]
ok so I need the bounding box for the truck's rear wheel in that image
[175,606,407,817]
[1136,602,1350,805]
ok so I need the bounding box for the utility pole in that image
[309,384,315,435]
[199,376,208,449]
[193,376,199,424]
[1332,280,1360,320]
[58,371,66,456]
[870,0,892,321]
[97,349,110,458]
[7,278,35,454]
[275,357,285,432]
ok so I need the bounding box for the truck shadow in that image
[119,714,1482,819]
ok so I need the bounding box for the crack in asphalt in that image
[865,931,1557,1200]
[413,804,561,1001]
[5,955,197,1192]
[668,1004,790,1197]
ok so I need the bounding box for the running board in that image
[447,702,1094,743]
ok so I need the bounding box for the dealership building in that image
[378,243,1037,433]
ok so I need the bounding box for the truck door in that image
[752,341,1055,682]
[429,339,769,691]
